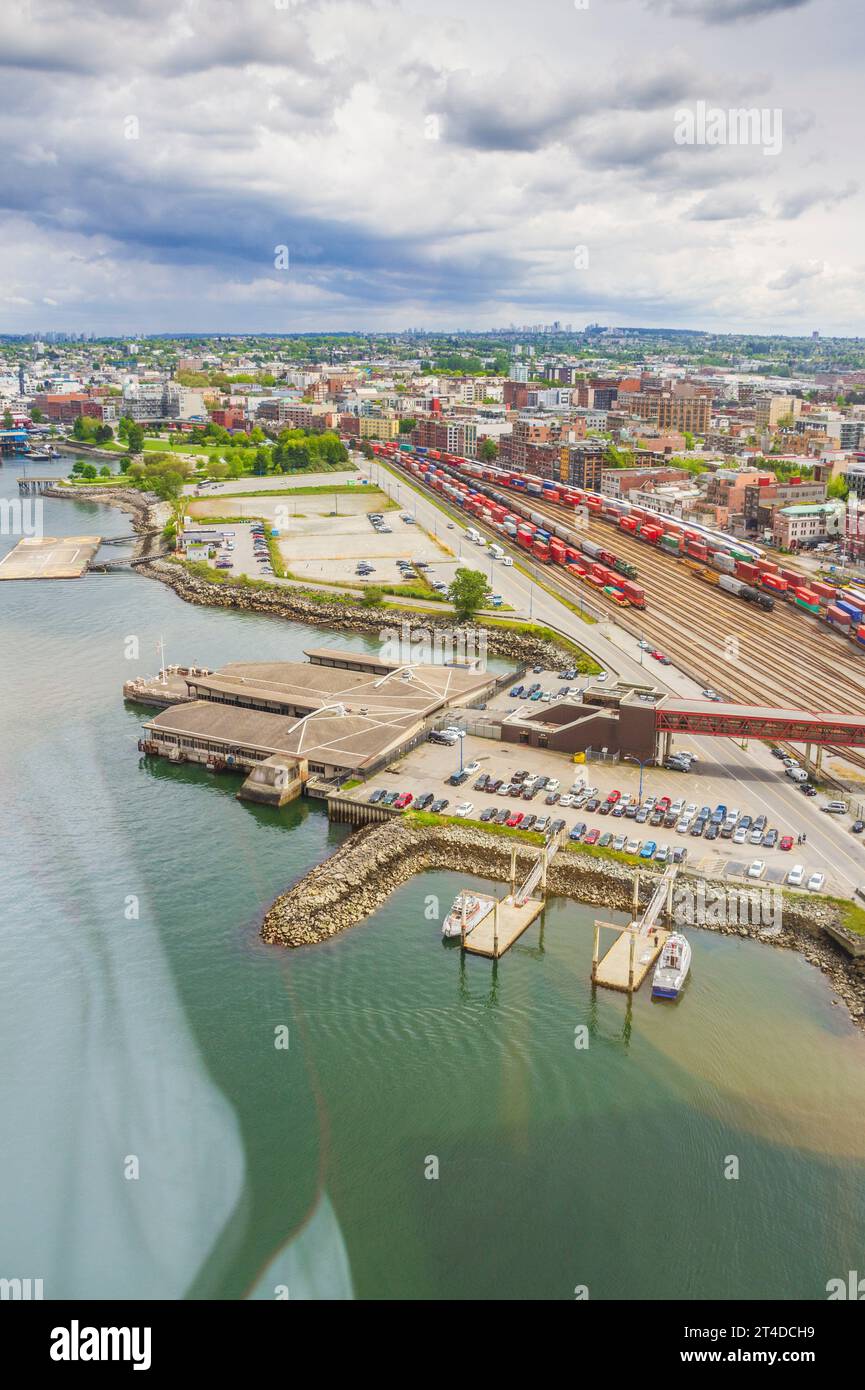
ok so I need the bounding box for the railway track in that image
[397,456,865,779]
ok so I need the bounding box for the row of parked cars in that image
[250,523,275,576]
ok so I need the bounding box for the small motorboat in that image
[651,932,692,1000]
[442,892,493,938]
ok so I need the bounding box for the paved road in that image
[363,452,863,897]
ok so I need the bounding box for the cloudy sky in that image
[0,0,861,335]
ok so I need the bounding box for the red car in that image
[606,790,621,804]
[506,811,524,828]
[583,828,600,845]
[779,834,794,851]
[394,792,413,810]
[657,795,671,811]
[651,651,672,664]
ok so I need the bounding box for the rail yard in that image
[376,443,865,780]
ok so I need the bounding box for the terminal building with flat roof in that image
[142,648,499,780]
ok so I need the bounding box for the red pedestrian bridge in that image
[655,700,865,747]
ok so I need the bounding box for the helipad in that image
[0,535,101,579]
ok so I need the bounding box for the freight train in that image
[369,441,865,645]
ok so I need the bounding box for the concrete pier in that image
[0,535,101,580]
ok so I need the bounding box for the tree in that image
[118,415,133,441]
[827,473,849,501]
[3,408,13,429]
[82,464,97,479]
[447,567,492,622]
[479,437,498,462]
[30,406,43,423]
[399,417,416,434]
[126,423,145,454]
[99,465,111,477]
[361,585,384,607]
[72,415,88,440]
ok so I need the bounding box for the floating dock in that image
[0,534,101,580]
[461,893,544,958]
[592,864,678,993]
[592,923,669,992]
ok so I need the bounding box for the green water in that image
[2,463,865,1301]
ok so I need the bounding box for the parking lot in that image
[355,730,835,893]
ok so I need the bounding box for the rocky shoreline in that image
[49,484,588,666]
[261,818,865,1028]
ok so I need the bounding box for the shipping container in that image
[856,625,865,648]
[735,560,758,582]
[718,575,746,598]
[760,574,788,594]
[532,540,551,562]
[619,580,646,609]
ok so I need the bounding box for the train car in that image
[659,534,681,556]
[793,588,821,615]
[613,557,638,579]
[619,580,646,609]
[685,540,708,562]
[827,604,853,633]
[532,540,551,562]
[580,539,603,560]
[760,573,788,596]
[711,552,736,575]
[856,625,865,649]
[640,525,663,545]
[735,560,758,583]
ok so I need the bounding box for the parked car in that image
[672,846,688,864]
[762,829,779,849]
[654,845,670,863]
[639,840,657,859]
[448,770,469,786]
[585,798,601,813]
[382,792,400,806]
[494,808,510,825]
[368,789,386,804]
[807,872,826,892]
[779,835,794,852]
[612,834,627,852]
[473,774,489,791]
[747,860,766,880]
[549,819,566,838]
[598,832,613,848]
[584,828,600,845]
[534,816,550,833]
[625,839,641,856]
[522,814,537,831]
[463,761,480,776]
[430,798,449,814]
[787,864,805,886]
[414,792,435,810]
[453,801,474,819]
[393,792,413,810]
[480,806,497,822]
[506,811,524,828]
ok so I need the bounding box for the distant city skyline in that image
[0,0,860,335]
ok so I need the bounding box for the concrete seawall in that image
[261,819,865,1026]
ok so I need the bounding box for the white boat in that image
[651,932,691,1000]
[442,892,493,938]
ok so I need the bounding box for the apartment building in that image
[773,502,844,550]
[617,387,711,435]
[601,466,691,497]
[754,394,802,430]
[411,415,478,457]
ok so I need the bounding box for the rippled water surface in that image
[1,461,864,1300]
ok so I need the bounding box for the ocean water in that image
[1,460,864,1301]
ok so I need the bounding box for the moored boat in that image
[442,891,493,938]
[651,932,691,1000]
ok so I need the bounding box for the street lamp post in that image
[625,755,648,803]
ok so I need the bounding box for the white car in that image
[747,860,765,880]
[463,761,480,776]
[596,673,608,683]
[807,872,826,893]
[558,793,574,808]
[787,864,805,887]
[749,826,764,845]
[733,826,748,845]
[546,778,561,792]
[670,799,685,816]
[453,802,474,819]
[625,839,641,855]
[444,727,466,739]
[676,818,691,834]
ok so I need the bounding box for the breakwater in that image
[261,818,865,1025]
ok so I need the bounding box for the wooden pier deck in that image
[0,535,101,580]
[462,894,544,958]
[593,923,670,992]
